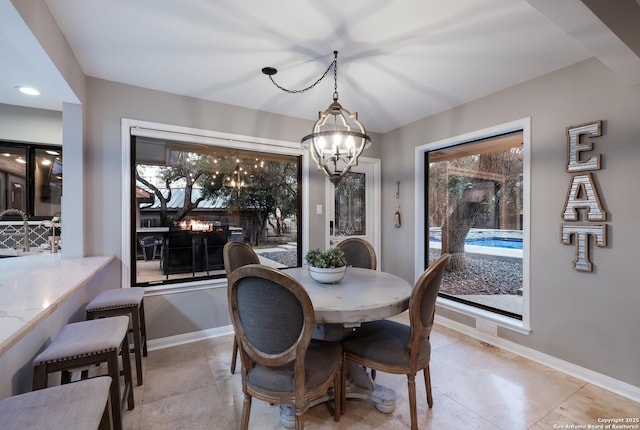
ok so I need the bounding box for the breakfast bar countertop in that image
[0,254,115,355]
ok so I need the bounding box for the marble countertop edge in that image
[0,254,116,355]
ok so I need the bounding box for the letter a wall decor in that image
[561,120,609,272]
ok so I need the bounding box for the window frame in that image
[414,118,531,334]
[121,119,309,291]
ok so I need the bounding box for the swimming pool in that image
[465,238,523,250]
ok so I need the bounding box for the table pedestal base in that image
[278,363,395,429]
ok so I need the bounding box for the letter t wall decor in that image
[561,120,609,272]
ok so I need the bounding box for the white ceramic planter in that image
[308,266,347,284]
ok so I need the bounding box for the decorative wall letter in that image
[566,121,602,172]
[561,224,607,271]
[562,173,606,221]
[561,121,608,272]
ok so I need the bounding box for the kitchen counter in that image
[0,253,115,356]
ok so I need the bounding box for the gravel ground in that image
[259,248,523,296]
[434,252,523,295]
[258,250,298,267]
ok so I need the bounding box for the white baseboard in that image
[147,325,234,351]
[435,315,640,403]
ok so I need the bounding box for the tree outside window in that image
[134,138,300,286]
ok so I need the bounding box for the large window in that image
[420,120,530,328]
[0,141,62,218]
[131,135,302,287]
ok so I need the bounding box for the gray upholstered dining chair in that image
[228,264,342,430]
[336,237,377,269]
[340,253,449,430]
[223,240,260,374]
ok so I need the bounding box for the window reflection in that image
[0,146,27,212]
[34,148,63,216]
[334,172,366,236]
[0,143,62,217]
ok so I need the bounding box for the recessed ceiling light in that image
[41,159,52,166]
[16,158,27,164]
[45,150,60,156]
[16,86,40,96]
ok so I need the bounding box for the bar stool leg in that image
[99,395,113,430]
[106,350,123,429]
[140,301,148,357]
[32,364,47,390]
[131,307,143,385]
[120,336,135,410]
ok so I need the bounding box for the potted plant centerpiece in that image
[305,247,348,283]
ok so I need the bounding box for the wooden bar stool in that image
[85,287,147,386]
[32,316,134,430]
[0,376,113,430]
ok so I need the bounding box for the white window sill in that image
[437,296,531,335]
[143,278,228,296]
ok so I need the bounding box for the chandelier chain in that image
[333,50,339,101]
[267,52,338,95]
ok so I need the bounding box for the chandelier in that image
[263,51,371,185]
[224,160,245,193]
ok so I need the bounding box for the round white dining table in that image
[282,266,412,325]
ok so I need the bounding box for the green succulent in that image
[305,248,347,268]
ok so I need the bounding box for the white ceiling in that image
[2,0,640,133]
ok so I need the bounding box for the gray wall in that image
[381,57,640,387]
[0,104,62,145]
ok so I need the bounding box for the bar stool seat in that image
[32,316,134,430]
[0,376,113,430]
[86,287,147,386]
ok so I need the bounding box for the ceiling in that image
[2,0,640,134]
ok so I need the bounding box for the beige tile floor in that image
[122,315,639,429]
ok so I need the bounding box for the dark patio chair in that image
[139,236,160,261]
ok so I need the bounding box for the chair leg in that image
[407,374,418,430]
[340,356,347,415]
[230,336,238,374]
[241,394,252,430]
[424,365,433,408]
[334,363,341,421]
